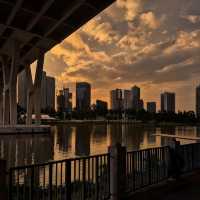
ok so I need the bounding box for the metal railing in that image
[126,146,169,193]
[125,143,200,195]
[9,154,110,200]
[7,143,200,200]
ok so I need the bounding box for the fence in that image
[126,146,169,193]
[6,142,200,200]
[9,154,110,200]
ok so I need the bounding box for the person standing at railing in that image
[168,139,185,180]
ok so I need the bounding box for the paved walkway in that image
[129,171,200,200]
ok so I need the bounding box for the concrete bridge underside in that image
[0,0,115,125]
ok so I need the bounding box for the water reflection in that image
[0,124,199,168]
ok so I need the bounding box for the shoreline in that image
[44,120,200,127]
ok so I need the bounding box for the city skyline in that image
[31,0,200,112]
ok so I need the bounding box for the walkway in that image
[129,170,200,200]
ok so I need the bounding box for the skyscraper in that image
[160,92,175,113]
[131,85,143,111]
[57,88,72,113]
[196,85,200,118]
[76,82,91,112]
[147,102,156,113]
[123,90,132,110]
[41,72,55,112]
[110,89,123,111]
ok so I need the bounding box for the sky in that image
[41,0,200,111]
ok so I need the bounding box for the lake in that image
[0,124,199,168]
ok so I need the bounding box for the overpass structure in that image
[0,0,115,125]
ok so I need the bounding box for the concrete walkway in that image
[129,171,200,200]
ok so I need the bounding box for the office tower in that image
[123,90,132,110]
[196,85,200,118]
[46,76,55,112]
[76,82,91,112]
[63,88,72,112]
[18,70,28,110]
[57,88,72,113]
[18,70,55,112]
[147,102,156,113]
[57,90,65,113]
[41,72,55,112]
[160,92,175,113]
[131,85,143,111]
[96,100,108,113]
[110,89,123,111]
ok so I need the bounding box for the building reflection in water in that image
[0,124,199,167]
[75,124,92,156]
[0,134,54,168]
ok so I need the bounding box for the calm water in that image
[0,124,200,168]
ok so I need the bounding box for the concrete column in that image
[2,57,10,125]
[109,143,127,200]
[34,51,44,125]
[0,72,3,125]
[9,41,19,125]
[25,66,33,125]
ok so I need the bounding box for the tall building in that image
[18,70,55,112]
[110,89,123,111]
[161,92,175,113]
[123,90,132,110]
[131,85,143,111]
[196,85,200,118]
[41,72,55,112]
[45,75,55,112]
[57,88,72,113]
[76,82,91,112]
[147,102,156,113]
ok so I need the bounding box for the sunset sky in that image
[41,0,200,111]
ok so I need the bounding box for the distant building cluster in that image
[17,71,200,118]
[18,70,55,113]
[110,86,152,112]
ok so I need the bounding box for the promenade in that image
[129,171,200,200]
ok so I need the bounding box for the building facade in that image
[161,92,175,113]
[57,88,72,113]
[131,86,144,111]
[147,102,156,113]
[76,82,91,112]
[110,89,123,111]
[123,90,132,110]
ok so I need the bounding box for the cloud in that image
[45,0,200,110]
[140,12,160,29]
[116,0,145,21]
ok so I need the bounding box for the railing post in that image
[148,149,151,185]
[66,160,71,200]
[109,143,127,200]
[95,157,99,200]
[0,160,8,200]
[82,159,86,200]
[49,164,53,200]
